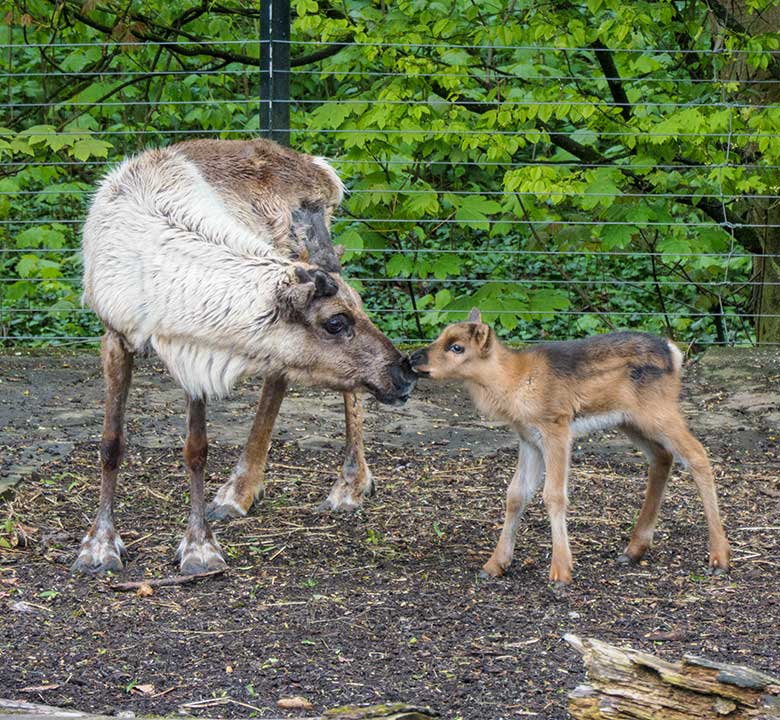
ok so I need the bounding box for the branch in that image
[590,43,631,121]
[111,568,225,591]
[538,122,604,164]
[62,1,353,70]
[62,1,265,67]
[292,41,352,67]
[706,1,780,79]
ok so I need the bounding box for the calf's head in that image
[276,265,416,405]
[410,308,495,382]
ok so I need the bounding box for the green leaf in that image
[16,255,38,278]
[431,253,462,279]
[454,195,502,230]
[70,137,112,161]
[386,254,414,277]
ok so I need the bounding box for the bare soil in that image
[1,349,779,719]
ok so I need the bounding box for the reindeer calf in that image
[410,309,730,586]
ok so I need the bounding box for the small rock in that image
[11,601,36,613]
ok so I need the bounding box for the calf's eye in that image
[448,343,465,354]
[324,314,349,335]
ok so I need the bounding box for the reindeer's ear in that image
[471,323,492,354]
[468,307,482,323]
[333,243,345,259]
[294,265,338,298]
[283,265,338,315]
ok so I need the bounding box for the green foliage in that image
[2,0,779,346]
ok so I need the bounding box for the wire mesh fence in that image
[2,2,780,347]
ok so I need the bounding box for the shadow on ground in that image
[1,348,779,719]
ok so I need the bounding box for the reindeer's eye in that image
[324,314,349,335]
[448,343,465,354]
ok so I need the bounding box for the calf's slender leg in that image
[540,426,574,586]
[207,375,287,520]
[72,330,133,574]
[176,396,226,575]
[619,426,673,564]
[318,391,375,512]
[655,414,730,573]
[481,440,544,577]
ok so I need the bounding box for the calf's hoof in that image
[71,530,126,574]
[316,476,371,513]
[176,530,227,575]
[549,566,572,587]
[708,564,729,577]
[550,580,569,599]
[480,559,507,579]
[617,552,638,566]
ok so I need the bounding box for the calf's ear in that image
[468,307,482,323]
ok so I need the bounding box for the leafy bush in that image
[2,0,778,346]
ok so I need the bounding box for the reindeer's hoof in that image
[176,532,227,575]
[316,496,362,514]
[71,531,126,574]
[479,561,506,579]
[363,473,376,498]
[478,569,499,581]
[206,499,248,522]
[317,475,372,513]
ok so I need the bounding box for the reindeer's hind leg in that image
[618,426,673,565]
[207,376,287,520]
[655,414,730,573]
[317,391,374,512]
[176,396,226,574]
[72,330,133,574]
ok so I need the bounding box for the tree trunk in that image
[754,203,780,345]
[565,635,780,719]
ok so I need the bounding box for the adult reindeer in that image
[169,139,383,519]
[74,140,416,575]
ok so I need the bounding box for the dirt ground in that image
[1,348,779,720]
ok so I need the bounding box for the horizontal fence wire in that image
[2,26,780,349]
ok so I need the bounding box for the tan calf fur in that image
[410,309,730,586]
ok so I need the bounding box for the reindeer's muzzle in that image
[368,356,417,406]
[409,348,430,377]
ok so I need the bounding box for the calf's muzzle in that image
[409,348,430,376]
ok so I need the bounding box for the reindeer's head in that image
[409,308,495,382]
[275,265,416,405]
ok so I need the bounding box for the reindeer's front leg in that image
[176,396,226,574]
[317,391,374,512]
[481,440,544,578]
[207,376,287,520]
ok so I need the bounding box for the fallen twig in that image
[110,568,225,591]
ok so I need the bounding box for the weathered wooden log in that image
[0,699,437,720]
[565,634,780,719]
